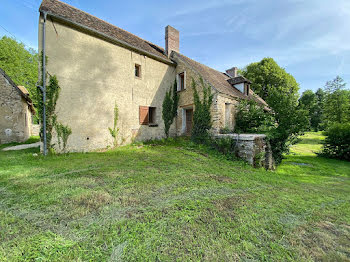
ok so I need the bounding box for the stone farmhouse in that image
[0,68,35,144]
[39,0,268,153]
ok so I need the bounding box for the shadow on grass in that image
[281,154,350,178]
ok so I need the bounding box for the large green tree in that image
[323,76,350,126]
[0,36,38,109]
[298,89,325,131]
[241,58,308,164]
[242,58,299,103]
[313,88,325,131]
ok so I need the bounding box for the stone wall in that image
[31,124,40,136]
[215,134,275,170]
[0,72,32,144]
[172,53,238,136]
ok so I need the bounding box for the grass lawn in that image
[0,132,349,261]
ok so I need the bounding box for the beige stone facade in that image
[39,17,177,152]
[0,69,33,144]
[38,0,268,153]
[172,53,240,136]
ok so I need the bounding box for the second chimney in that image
[165,25,179,57]
[226,67,238,78]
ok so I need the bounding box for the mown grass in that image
[0,133,349,261]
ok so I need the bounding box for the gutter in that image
[41,11,176,66]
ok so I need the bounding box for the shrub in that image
[319,123,350,161]
[234,97,308,165]
[210,137,237,155]
[235,99,275,134]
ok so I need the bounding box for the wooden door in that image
[185,109,193,136]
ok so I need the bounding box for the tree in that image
[313,88,325,131]
[235,99,275,134]
[0,36,38,112]
[323,76,350,126]
[191,78,213,143]
[242,58,299,103]
[241,58,308,164]
[298,89,321,131]
[162,81,178,138]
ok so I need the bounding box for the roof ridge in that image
[173,51,227,77]
[41,0,165,53]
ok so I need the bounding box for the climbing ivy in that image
[162,80,178,138]
[191,77,213,143]
[53,115,72,151]
[37,53,72,152]
[108,103,119,147]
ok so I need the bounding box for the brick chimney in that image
[165,25,179,57]
[226,67,238,78]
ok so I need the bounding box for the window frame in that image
[139,106,158,126]
[176,71,186,92]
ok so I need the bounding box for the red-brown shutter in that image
[139,106,149,125]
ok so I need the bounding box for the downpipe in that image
[37,11,48,156]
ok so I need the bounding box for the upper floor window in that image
[135,64,141,78]
[177,72,186,91]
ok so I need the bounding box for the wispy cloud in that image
[169,0,247,17]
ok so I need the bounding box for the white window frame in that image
[176,71,186,91]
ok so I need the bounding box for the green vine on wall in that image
[108,103,119,147]
[191,77,214,143]
[38,53,72,153]
[162,80,179,138]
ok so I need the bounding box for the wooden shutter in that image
[139,106,149,125]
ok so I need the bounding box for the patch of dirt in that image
[70,191,113,210]
[212,195,250,220]
[209,174,234,183]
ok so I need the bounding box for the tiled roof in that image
[18,86,30,96]
[227,76,252,85]
[39,0,268,108]
[0,68,35,114]
[39,0,171,63]
[171,52,268,107]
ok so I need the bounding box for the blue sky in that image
[1,0,349,93]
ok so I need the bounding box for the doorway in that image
[185,108,193,136]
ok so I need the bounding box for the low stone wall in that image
[215,133,274,170]
[31,124,40,136]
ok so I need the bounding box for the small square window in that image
[135,64,141,78]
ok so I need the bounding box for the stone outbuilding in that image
[38,0,269,153]
[0,68,35,144]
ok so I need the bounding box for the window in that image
[234,83,245,93]
[135,64,141,78]
[176,72,186,91]
[149,107,156,125]
[139,106,157,126]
